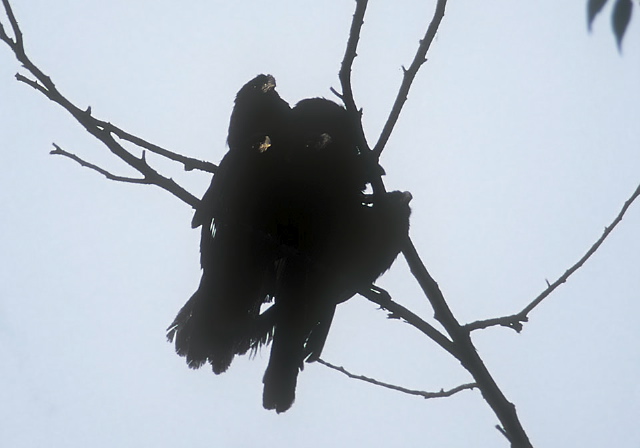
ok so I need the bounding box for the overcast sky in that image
[1,1,639,447]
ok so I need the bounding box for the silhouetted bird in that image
[168,83,412,414]
[167,74,291,374]
[261,99,412,413]
[259,98,364,412]
[261,190,411,412]
[301,190,412,363]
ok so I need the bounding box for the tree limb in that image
[359,285,457,357]
[464,181,640,332]
[402,238,533,447]
[15,73,48,95]
[0,0,205,208]
[337,0,380,195]
[317,358,477,400]
[372,0,448,159]
[338,0,367,118]
[93,118,218,173]
[1,0,22,48]
[50,143,151,185]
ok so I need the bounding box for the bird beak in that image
[262,75,276,93]
[258,135,272,153]
[401,191,413,204]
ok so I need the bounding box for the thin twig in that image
[1,0,22,48]
[338,0,368,117]
[464,313,527,333]
[95,119,217,173]
[372,0,448,159]
[465,181,640,332]
[0,20,12,46]
[317,358,477,399]
[337,0,375,191]
[15,73,48,95]
[359,286,457,357]
[337,0,389,196]
[496,425,512,444]
[50,143,150,184]
[16,68,211,174]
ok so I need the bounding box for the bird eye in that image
[210,220,217,238]
[317,133,332,149]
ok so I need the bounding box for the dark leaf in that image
[588,0,610,30]
[612,0,633,49]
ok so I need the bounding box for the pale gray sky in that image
[1,1,639,447]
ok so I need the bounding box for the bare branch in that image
[402,237,533,447]
[338,0,367,117]
[0,20,11,46]
[1,0,22,48]
[317,358,477,400]
[15,73,49,95]
[373,0,448,158]
[336,0,449,195]
[329,86,343,101]
[0,1,200,208]
[50,143,150,185]
[464,313,527,333]
[402,238,458,329]
[465,181,640,332]
[337,0,389,196]
[85,128,200,207]
[359,285,457,357]
[95,119,218,173]
[337,0,374,185]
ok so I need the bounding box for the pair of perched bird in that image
[167,74,411,413]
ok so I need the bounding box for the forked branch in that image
[359,286,456,357]
[465,181,640,332]
[337,2,533,445]
[0,0,207,207]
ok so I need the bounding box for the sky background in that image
[1,1,639,447]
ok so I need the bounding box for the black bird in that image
[167,74,291,374]
[261,190,412,413]
[261,99,412,413]
[301,190,412,362]
[168,85,412,414]
[259,98,364,412]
